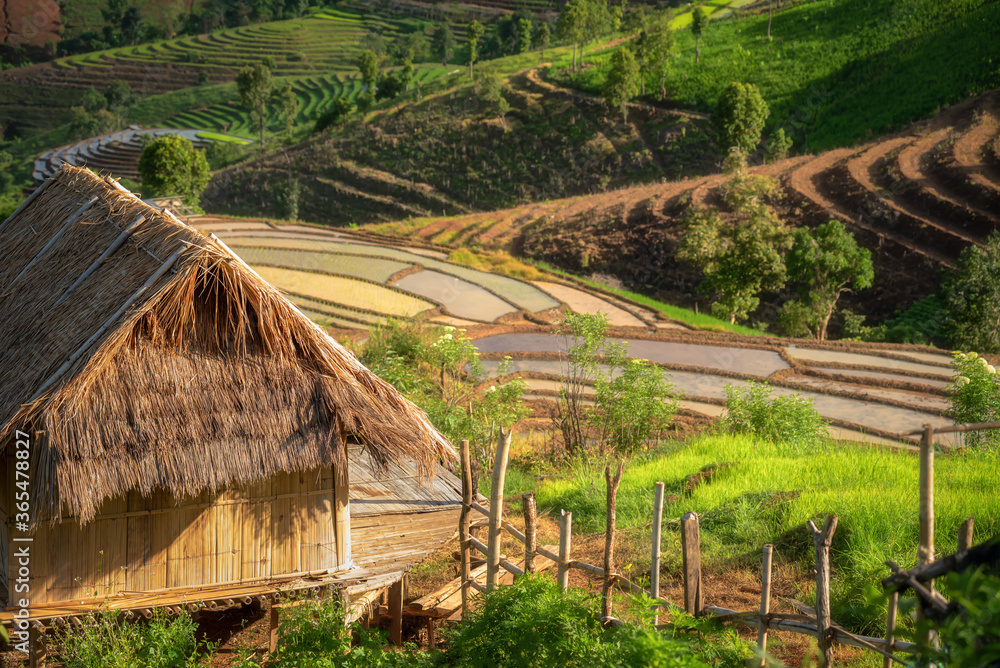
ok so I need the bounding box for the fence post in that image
[882,591,898,668]
[917,424,936,650]
[558,509,572,591]
[486,428,513,591]
[808,515,839,668]
[756,544,773,667]
[957,517,974,551]
[522,493,537,575]
[388,576,404,647]
[651,482,665,624]
[460,439,472,614]
[602,461,625,621]
[680,512,702,616]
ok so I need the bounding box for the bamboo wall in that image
[3,455,343,606]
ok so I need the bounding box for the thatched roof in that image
[0,166,453,523]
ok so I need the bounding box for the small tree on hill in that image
[138,134,210,207]
[678,155,792,323]
[691,6,707,64]
[943,231,1000,353]
[467,20,485,78]
[236,62,273,154]
[558,0,587,70]
[518,17,533,53]
[714,81,769,155]
[778,220,874,341]
[432,23,456,66]
[314,98,352,133]
[277,81,298,139]
[477,73,510,130]
[648,22,676,101]
[534,21,551,58]
[603,47,639,121]
[357,49,380,93]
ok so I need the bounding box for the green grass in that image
[500,433,1000,635]
[552,0,1000,151]
[527,260,766,336]
[196,132,251,143]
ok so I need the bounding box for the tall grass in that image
[504,433,1000,633]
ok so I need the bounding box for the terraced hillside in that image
[190,213,960,449]
[202,66,718,222]
[0,8,457,135]
[371,89,1000,323]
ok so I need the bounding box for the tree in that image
[466,20,485,78]
[314,98,352,133]
[942,232,1000,353]
[714,81,769,155]
[105,80,137,130]
[517,17,533,53]
[764,127,793,163]
[557,0,587,70]
[236,62,273,154]
[678,156,792,323]
[647,22,676,100]
[603,47,639,121]
[401,58,415,90]
[356,49,380,92]
[691,6,707,64]
[375,72,405,100]
[477,73,511,130]
[276,81,298,138]
[778,221,874,340]
[432,23,456,66]
[137,134,210,206]
[533,21,551,58]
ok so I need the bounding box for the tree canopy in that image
[603,48,640,120]
[432,24,456,66]
[236,62,274,152]
[943,232,1000,353]
[714,81,770,155]
[137,134,211,206]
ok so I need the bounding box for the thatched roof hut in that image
[0,166,459,621]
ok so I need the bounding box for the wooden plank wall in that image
[14,468,339,606]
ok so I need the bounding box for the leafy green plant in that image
[591,358,679,456]
[943,231,1000,354]
[722,381,827,449]
[914,567,1000,668]
[57,609,205,668]
[137,134,211,206]
[440,574,751,667]
[948,351,1000,451]
[713,81,768,155]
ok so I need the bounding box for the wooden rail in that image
[457,419,998,666]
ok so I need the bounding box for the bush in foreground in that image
[57,609,202,668]
[441,574,752,667]
[722,381,827,449]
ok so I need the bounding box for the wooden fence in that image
[457,421,999,667]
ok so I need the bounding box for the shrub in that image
[948,351,1000,451]
[943,231,1000,354]
[440,574,751,667]
[57,609,202,668]
[137,134,211,206]
[913,566,1000,668]
[722,381,827,449]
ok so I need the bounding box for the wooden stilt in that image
[426,617,436,649]
[756,544,774,667]
[602,462,625,621]
[269,605,280,653]
[28,626,46,668]
[459,440,473,614]
[957,517,974,551]
[680,512,702,616]
[388,577,404,646]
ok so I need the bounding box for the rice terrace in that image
[0,0,998,666]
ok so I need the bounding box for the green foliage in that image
[57,609,204,668]
[237,62,274,148]
[232,593,429,668]
[591,358,679,456]
[431,23,456,66]
[763,127,792,163]
[723,381,827,450]
[713,81,769,155]
[690,6,707,62]
[533,21,551,54]
[943,231,1000,354]
[469,358,531,470]
[948,351,1000,451]
[467,21,485,76]
[476,73,511,129]
[440,574,751,667]
[137,134,210,205]
[517,18,533,54]
[204,139,254,171]
[603,47,640,120]
[356,50,380,90]
[277,81,298,137]
[778,220,873,340]
[558,0,616,69]
[315,98,353,133]
[842,295,944,345]
[915,567,1000,668]
[678,158,791,324]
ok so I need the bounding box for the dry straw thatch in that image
[0,166,453,524]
